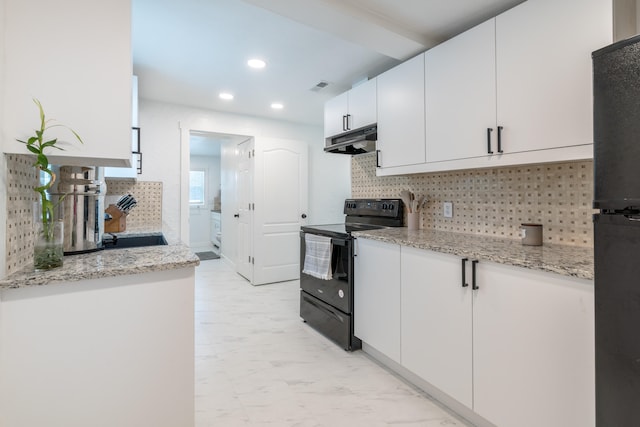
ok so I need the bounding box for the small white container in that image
[407,212,420,231]
[520,223,543,246]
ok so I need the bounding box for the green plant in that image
[17,99,83,230]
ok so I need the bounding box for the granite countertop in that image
[353,228,594,281]
[0,231,200,290]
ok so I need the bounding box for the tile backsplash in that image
[5,154,38,274]
[105,179,163,231]
[4,154,164,275]
[352,153,594,247]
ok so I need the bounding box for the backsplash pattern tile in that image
[5,154,38,274]
[4,155,165,277]
[105,179,163,231]
[352,153,594,247]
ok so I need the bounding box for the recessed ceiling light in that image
[271,103,284,110]
[248,59,266,69]
[219,92,234,100]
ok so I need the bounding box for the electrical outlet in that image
[443,202,453,218]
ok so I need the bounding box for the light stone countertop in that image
[0,231,200,290]
[353,228,594,281]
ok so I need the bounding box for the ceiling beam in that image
[241,0,428,60]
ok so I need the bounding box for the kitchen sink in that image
[103,234,168,250]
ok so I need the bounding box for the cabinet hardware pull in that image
[461,258,469,288]
[342,115,347,131]
[346,114,352,131]
[472,260,479,290]
[376,150,381,168]
[487,128,494,154]
[497,126,504,153]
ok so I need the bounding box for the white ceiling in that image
[132,0,526,126]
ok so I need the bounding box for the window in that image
[189,170,206,206]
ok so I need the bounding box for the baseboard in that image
[220,254,235,269]
[361,343,496,427]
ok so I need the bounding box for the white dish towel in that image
[302,234,333,280]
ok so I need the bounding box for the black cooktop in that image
[301,199,404,239]
[301,223,387,239]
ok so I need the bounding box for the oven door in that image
[299,231,352,314]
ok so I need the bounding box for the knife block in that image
[105,204,127,233]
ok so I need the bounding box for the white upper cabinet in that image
[105,76,140,178]
[425,0,612,167]
[495,0,613,154]
[376,53,426,171]
[425,19,497,163]
[324,92,349,138]
[323,78,376,139]
[379,0,612,175]
[2,0,132,167]
[347,79,377,131]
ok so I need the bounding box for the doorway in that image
[187,131,226,255]
[181,128,309,284]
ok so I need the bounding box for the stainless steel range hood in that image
[324,125,377,155]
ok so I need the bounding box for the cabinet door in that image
[2,0,132,167]
[347,78,377,130]
[473,261,595,427]
[401,247,473,408]
[323,92,349,138]
[105,76,139,178]
[496,0,612,154]
[376,53,426,169]
[425,19,496,163]
[354,238,401,363]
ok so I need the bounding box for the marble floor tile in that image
[194,259,471,427]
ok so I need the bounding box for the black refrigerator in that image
[593,34,640,426]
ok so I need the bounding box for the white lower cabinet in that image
[358,241,594,427]
[401,247,473,408]
[210,211,221,254]
[354,238,401,363]
[473,261,595,427]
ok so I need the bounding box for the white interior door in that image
[236,139,254,282]
[252,138,308,285]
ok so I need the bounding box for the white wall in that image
[188,154,220,248]
[0,268,195,427]
[0,0,7,278]
[138,99,351,244]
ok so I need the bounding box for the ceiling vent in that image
[310,81,329,92]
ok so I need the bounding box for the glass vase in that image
[33,215,64,271]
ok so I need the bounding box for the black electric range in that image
[299,199,404,350]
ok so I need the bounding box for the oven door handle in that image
[302,293,345,323]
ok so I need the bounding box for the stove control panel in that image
[344,199,403,218]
